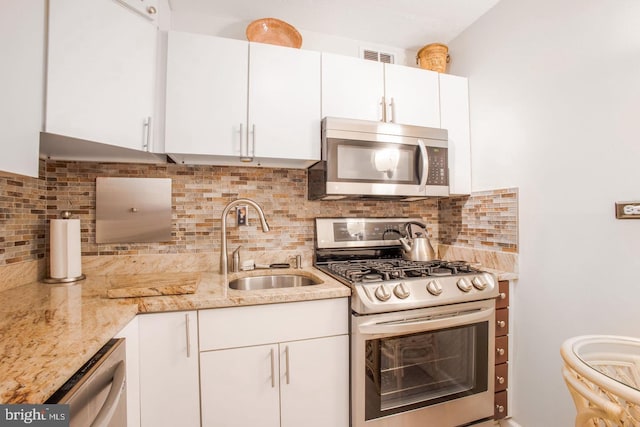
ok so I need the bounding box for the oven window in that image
[364,322,489,420]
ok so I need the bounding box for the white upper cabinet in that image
[321,53,440,128]
[165,32,248,158]
[44,0,159,158]
[384,62,440,128]
[164,32,321,168]
[439,73,471,195]
[321,53,385,122]
[0,0,45,178]
[248,42,321,163]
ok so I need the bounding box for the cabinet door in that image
[200,344,280,427]
[46,0,157,151]
[138,311,200,427]
[384,63,440,128]
[0,0,44,177]
[165,32,248,157]
[248,42,321,161]
[321,52,384,121]
[280,335,349,427]
[439,73,471,195]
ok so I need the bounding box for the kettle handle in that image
[404,221,427,238]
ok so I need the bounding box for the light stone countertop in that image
[0,267,350,404]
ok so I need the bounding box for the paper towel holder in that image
[43,211,86,284]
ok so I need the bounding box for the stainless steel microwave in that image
[308,117,449,200]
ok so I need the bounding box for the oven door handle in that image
[358,306,494,336]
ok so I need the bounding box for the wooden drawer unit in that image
[494,280,510,420]
[495,390,508,419]
[495,363,508,392]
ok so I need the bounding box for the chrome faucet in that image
[220,198,270,275]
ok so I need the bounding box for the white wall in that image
[449,0,640,425]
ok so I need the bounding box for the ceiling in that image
[167,0,501,51]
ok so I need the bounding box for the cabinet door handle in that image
[500,292,507,300]
[379,96,386,122]
[496,404,505,413]
[185,313,191,358]
[389,97,396,123]
[496,347,505,356]
[250,124,256,158]
[143,116,152,152]
[270,348,276,388]
[497,320,506,328]
[497,376,505,384]
[284,345,291,385]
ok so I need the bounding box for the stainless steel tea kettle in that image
[399,221,436,262]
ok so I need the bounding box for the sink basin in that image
[229,274,321,290]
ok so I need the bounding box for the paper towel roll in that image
[50,219,82,279]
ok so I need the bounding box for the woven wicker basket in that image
[416,43,450,73]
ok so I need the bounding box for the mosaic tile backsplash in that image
[0,161,518,268]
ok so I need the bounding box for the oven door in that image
[351,299,495,427]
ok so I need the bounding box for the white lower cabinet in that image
[199,298,349,427]
[138,311,200,427]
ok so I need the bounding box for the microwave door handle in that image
[418,138,428,192]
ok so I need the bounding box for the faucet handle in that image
[231,246,242,272]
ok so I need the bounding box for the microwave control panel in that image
[426,147,448,185]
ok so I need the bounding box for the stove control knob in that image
[472,276,488,290]
[374,284,392,302]
[426,280,443,296]
[457,278,473,293]
[393,283,410,299]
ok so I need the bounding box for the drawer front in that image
[496,280,509,309]
[199,298,349,351]
[495,335,509,365]
[495,363,508,392]
[495,390,508,419]
[495,308,509,336]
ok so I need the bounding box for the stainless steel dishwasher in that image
[46,338,127,427]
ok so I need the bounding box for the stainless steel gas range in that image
[314,217,499,427]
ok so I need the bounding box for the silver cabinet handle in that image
[143,116,152,152]
[285,346,291,385]
[270,348,276,388]
[389,97,396,123]
[496,404,505,413]
[500,292,507,300]
[379,96,386,122]
[417,138,428,192]
[497,376,505,385]
[496,347,505,356]
[250,124,256,158]
[240,124,254,162]
[185,313,191,358]
[497,320,506,328]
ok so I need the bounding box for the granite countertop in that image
[0,267,350,404]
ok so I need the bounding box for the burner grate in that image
[325,259,479,284]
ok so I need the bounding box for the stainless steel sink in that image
[229,274,321,290]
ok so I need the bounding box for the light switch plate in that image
[615,201,640,219]
[96,177,172,243]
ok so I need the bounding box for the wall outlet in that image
[615,201,640,219]
[236,205,248,226]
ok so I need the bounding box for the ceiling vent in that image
[361,48,395,64]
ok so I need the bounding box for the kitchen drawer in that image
[495,335,509,365]
[495,308,509,336]
[199,298,348,351]
[496,280,509,309]
[494,390,508,419]
[495,363,508,392]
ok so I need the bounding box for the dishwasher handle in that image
[90,361,126,427]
